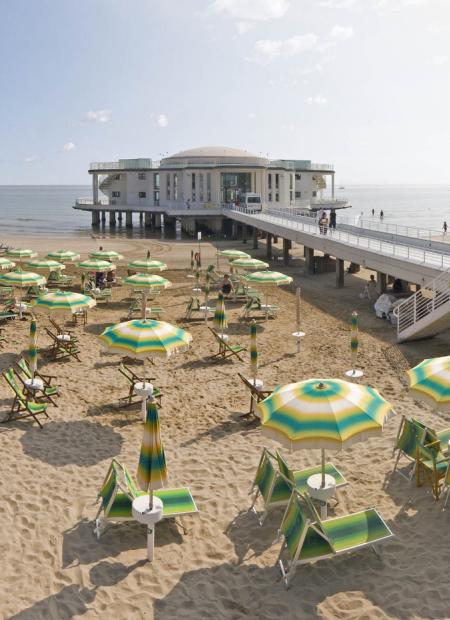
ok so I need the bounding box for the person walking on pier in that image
[443,221,448,235]
[380,210,384,219]
[329,209,336,229]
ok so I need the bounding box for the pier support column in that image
[266,233,272,260]
[92,173,99,204]
[139,212,144,224]
[283,238,291,266]
[377,271,387,294]
[118,211,123,222]
[242,225,248,244]
[92,211,100,226]
[336,258,345,288]
[154,214,162,228]
[305,247,315,275]
[109,211,116,226]
[126,212,133,228]
[253,227,259,249]
[144,212,152,228]
[100,211,106,222]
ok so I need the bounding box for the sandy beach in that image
[2,234,450,620]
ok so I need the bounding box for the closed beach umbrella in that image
[5,248,37,262]
[89,249,124,261]
[204,271,211,322]
[250,319,258,384]
[46,250,80,262]
[0,258,16,271]
[407,356,450,411]
[124,274,172,319]
[0,269,46,319]
[33,290,96,314]
[190,250,194,271]
[28,318,38,378]
[76,259,116,272]
[344,311,363,378]
[127,259,167,272]
[243,270,293,320]
[137,400,168,510]
[213,292,227,337]
[26,259,66,272]
[258,378,393,486]
[230,258,269,271]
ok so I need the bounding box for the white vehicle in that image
[241,193,262,213]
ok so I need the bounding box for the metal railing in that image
[393,269,450,336]
[89,161,161,171]
[75,198,109,206]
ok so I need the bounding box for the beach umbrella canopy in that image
[137,400,168,510]
[89,250,124,261]
[76,259,116,272]
[0,258,16,270]
[28,318,38,378]
[5,248,37,261]
[250,319,258,383]
[123,274,172,289]
[32,290,96,314]
[217,250,251,259]
[230,258,269,271]
[407,356,450,411]
[0,268,45,288]
[46,250,80,262]
[213,292,227,335]
[243,270,293,286]
[99,319,192,359]
[258,379,393,484]
[25,259,66,272]
[127,259,168,272]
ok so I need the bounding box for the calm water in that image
[0,184,449,238]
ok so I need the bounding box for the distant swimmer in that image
[371,208,375,216]
[380,210,384,219]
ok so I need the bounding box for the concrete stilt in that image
[253,227,258,249]
[126,212,133,228]
[266,233,272,260]
[118,211,123,222]
[242,225,248,244]
[305,247,315,275]
[92,211,100,226]
[139,212,144,223]
[376,271,387,294]
[283,238,291,266]
[144,212,152,228]
[109,211,116,226]
[336,258,345,288]
[101,211,106,222]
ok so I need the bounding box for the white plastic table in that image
[24,377,44,392]
[133,381,154,421]
[56,334,71,342]
[306,473,336,519]
[132,495,164,561]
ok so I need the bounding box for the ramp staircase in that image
[394,269,450,342]
[99,174,116,192]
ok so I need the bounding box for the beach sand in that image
[2,235,450,620]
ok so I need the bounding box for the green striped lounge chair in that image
[16,357,60,406]
[249,448,347,525]
[439,461,450,509]
[118,363,162,407]
[94,459,198,538]
[2,368,49,428]
[184,297,201,319]
[412,418,450,455]
[416,440,449,501]
[392,416,429,480]
[276,491,394,589]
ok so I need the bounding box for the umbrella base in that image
[132,495,164,562]
[344,369,364,378]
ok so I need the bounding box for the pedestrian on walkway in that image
[380,210,384,219]
[372,208,375,216]
[329,209,337,229]
[443,221,448,235]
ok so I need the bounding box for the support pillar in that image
[139,212,144,224]
[101,211,106,222]
[242,225,248,244]
[144,212,152,228]
[109,211,116,226]
[266,233,272,260]
[283,238,291,266]
[335,258,345,288]
[92,211,100,226]
[92,173,99,204]
[305,247,315,275]
[253,227,259,249]
[331,173,335,199]
[126,212,133,228]
[118,211,123,222]
[154,214,162,228]
[377,271,387,294]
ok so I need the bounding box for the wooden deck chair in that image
[118,363,162,407]
[205,264,222,285]
[439,462,450,509]
[94,458,198,538]
[413,418,450,454]
[237,372,273,418]
[49,318,78,343]
[47,271,74,288]
[45,327,81,362]
[86,285,112,303]
[184,296,202,320]
[16,357,60,405]
[276,491,394,589]
[416,440,449,500]
[208,326,246,362]
[249,448,347,525]
[2,368,50,428]
[0,286,14,300]
[392,416,428,480]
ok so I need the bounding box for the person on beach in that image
[380,210,384,219]
[372,208,375,216]
[221,274,234,297]
[443,221,448,235]
[360,274,377,300]
[329,209,336,229]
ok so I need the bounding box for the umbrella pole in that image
[149,489,153,511]
[321,449,326,488]
[142,291,147,320]
[19,288,23,320]
[265,292,269,321]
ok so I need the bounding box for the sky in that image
[1,0,450,185]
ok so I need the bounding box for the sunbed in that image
[118,363,162,407]
[16,357,60,405]
[2,368,50,428]
[208,326,246,361]
[237,372,273,419]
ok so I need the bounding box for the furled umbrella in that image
[407,356,450,411]
[203,271,211,322]
[46,250,80,263]
[345,311,363,378]
[243,270,293,320]
[123,273,172,319]
[213,292,228,338]
[258,378,394,489]
[28,318,38,379]
[0,269,46,319]
[250,319,258,385]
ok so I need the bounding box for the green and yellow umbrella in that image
[217,250,251,259]
[76,259,116,272]
[33,290,96,314]
[137,399,168,510]
[407,356,450,411]
[230,258,269,271]
[243,270,293,320]
[0,258,16,271]
[5,248,37,262]
[258,378,393,485]
[124,274,172,319]
[127,259,168,272]
[213,292,227,337]
[46,250,80,262]
[28,318,38,378]
[25,259,66,272]
[345,311,363,378]
[0,269,46,318]
[89,249,124,261]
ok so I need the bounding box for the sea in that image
[0,185,449,238]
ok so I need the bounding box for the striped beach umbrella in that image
[407,356,450,411]
[213,292,227,337]
[243,270,293,320]
[25,259,66,272]
[89,249,124,261]
[0,269,46,318]
[5,248,37,262]
[250,319,258,383]
[46,250,80,262]
[127,259,168,272]
[137,399,168,510]
[124,274,172,319]
[230,258,269,271]
[33,290,96,314]
[204,271,211,322]
[258,378,393,486]
[217,250,251,259]
[76,259,116,272]
[28,318,38,378]
[0,258,16,270]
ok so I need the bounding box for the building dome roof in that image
[162,146,268,167]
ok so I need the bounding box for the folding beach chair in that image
[47,271,74,288]
[392,416,428,480]
[413,418,450,454]
[184,297,202,320]
[249,448,347,525]
[237,372,273,419]
[94,458,198,538]
[439,462,450,508]
[208,326,246,362]
[118,363,162,407]
[415,440,449,500]
[2,368,50,428]
[49,318,79,343]
[85,283,112,303]
[276,491,394,588]
[205,264,222,286]
[45,327,81,362]
[16,357,60,405]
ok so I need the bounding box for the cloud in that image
[432,55,448,66]
[236,21,254,34]
[307,94,327,105]
[211,0,289,21]
[330,24,354,40]
[63,142,75,152]
[317,0,429,11]
[246,33,319,64]
[24,156,39,164]
[153,113,169,128]
[248,111,256,119]
[84,109,112,123]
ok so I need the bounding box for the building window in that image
[154,190,160,205]
[275,174,279,190]
[153,172,160,189]
[290,191,293,202]
[191,173,196,202]
[268,192,272,202]
[139,191,146,199]
[312,190,317,197]
[166,174,171,200]
[112,191,120,198]
[207,173,211,201]
[138,172,146,180]
[295,191,301,199]
[268,173,272,190]
[289,175,293,190]
[114,174,121,181]
[295,173,301,180]
[174,173,178,200]
[275,193,279,202]
[199,173,204,202]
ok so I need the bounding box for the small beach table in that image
[306,473,336,519]
[133,381,154,421]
